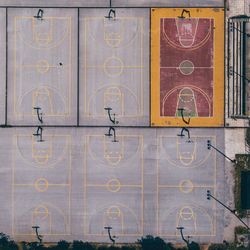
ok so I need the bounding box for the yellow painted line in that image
[161,66,214,69]
[84,16,145,117]
[159,234,216,237]
[15,16,70,20]
[86,233,143,236]
[13,183,70,186]
[151,8,224,127]
[20,65,69,69]
[86,65,144,68]
[13,15,72,117]
[14,233,71,236]
[158,185,214,188]
[84,135,144,236]
[86,184,142,188]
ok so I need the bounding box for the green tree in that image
[138,235,175,250]
[73,241,96,250]
[0,233,18,250]
[56,240,70,250]
[188,241,200,250]
[121,246,137,250]
[208,243,227,250]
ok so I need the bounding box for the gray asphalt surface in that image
[0,128,225,243]
[0,3,227,244]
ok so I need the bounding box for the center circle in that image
[179,60,194,75]
[179,179,194,193]
[35,178,49,192]
[36,60,50,74]
[106,178,121,192]
[104,57,124,77]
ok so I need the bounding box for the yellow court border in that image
[12,134,72,236]
[13,16,72,117]
[156,135,217,237]
[151,8,224,127]
[84,17,145,118]
[83,134,144,237]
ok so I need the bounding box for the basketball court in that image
[6,8,149,126]
[0,127,225,243]
[157,131,219,238]
[0,8,6,125]
[0,5,227,244]
[7,8,78,125]
[151,8,224,127]
[79,8,149,126]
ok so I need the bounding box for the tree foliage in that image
[0,233,18,250]
[137,235,175,250]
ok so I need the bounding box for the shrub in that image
[97,246,109,250]
[235,154,250,217]
[138,235,175,250]
[208,244,227,250]
[72,241,96,250]
[7,241,18,250]
[83,242,96,250]
[121,246,137,250]
[188,242,200,250]
[56,240,70,250]
[21,241,28,250]
[108,246,120,250]
[72,241,84,250]
[0,233,10,248]
[234,226,249,235]
[0,233,18,250]
[25,242,45,250]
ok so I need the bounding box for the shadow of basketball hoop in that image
[17,86,67,116]
[14,202,69,235]
[158,204,213,236]
[87,203,141,236]
[162,85,211,117]
[87,85,141,118]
